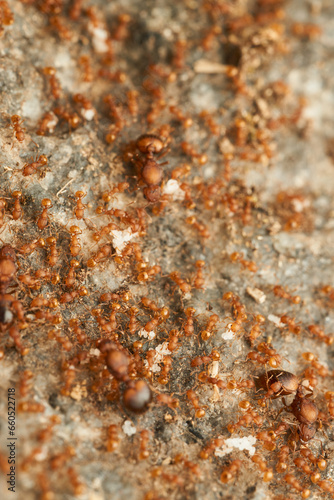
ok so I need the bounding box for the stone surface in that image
[0,1,334,500]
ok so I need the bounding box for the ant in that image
[22,155,48,177]
[11,115,25,142]
[0,245,27,354]
[283,385,319,442]
[134,134,168,202]
[256,370,299,404]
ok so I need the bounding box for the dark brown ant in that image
[143,185,162,203]
[134,134,168,202]
[282,385,319,442]
[257,370,299,403]
[97,340,152,413]
[136,134,165,155]
[105,348,130,382]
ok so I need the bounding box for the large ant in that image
[134,134,168,203]
[257,369,319,442]
[97,339,152,413]
[283,385,319,442]
[257,370,299,402]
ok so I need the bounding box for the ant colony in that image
[0,1,332,500]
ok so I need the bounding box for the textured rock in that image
[0,1,334,500]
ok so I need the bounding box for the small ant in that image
[78,55,93,82]
[11,115,25,142]
[43,67,61,100]
[45,236,58,267]
[36,112,58,136]
[36,199,52,230]
[22,155,48,177]
[0,198,6,226]
[73,191,87,220]
[11,191,22,220]
[69,226,82,257]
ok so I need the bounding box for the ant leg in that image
[304,386,314,398]
[275,407,286,421]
